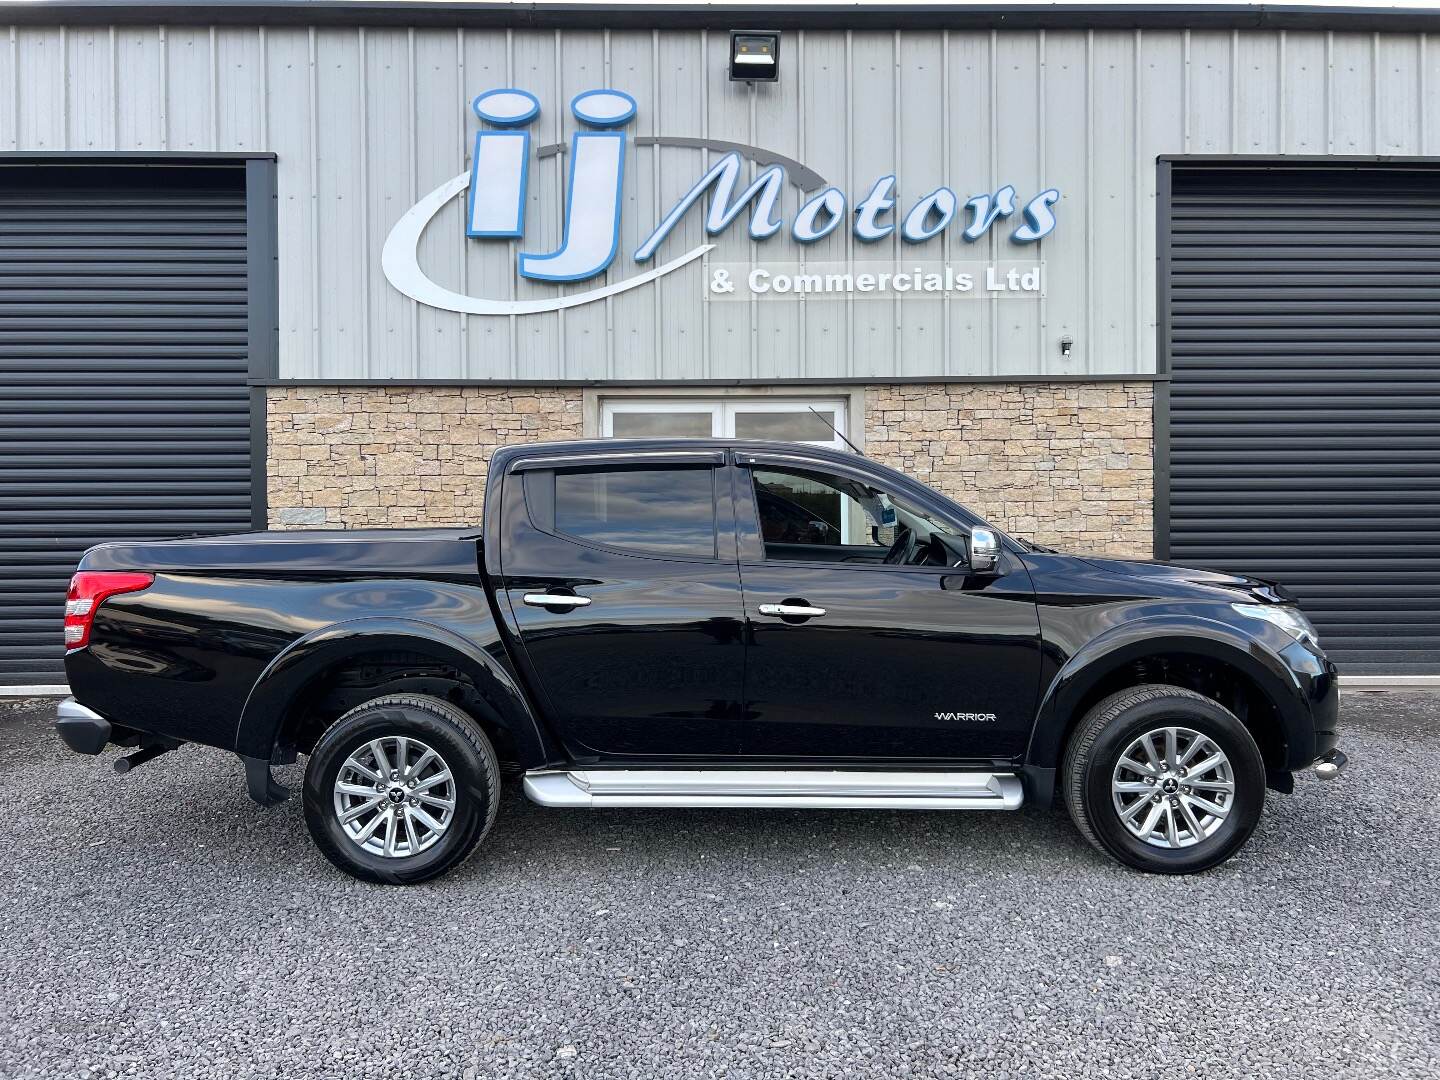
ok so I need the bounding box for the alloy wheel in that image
[1110,726,1235,849]
[332,736,457,858]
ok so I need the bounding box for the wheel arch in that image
[1027,617,1317,780]
[234,617,553,768]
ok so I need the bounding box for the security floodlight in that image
[729,31,780,82]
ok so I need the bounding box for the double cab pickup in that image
[55,439,1343,883]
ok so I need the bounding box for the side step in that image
[523,769,1023,810]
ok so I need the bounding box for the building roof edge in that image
[1,1,1438,33]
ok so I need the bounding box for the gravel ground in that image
[2,692,1438,1080]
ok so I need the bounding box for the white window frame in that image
[599,396,851,451]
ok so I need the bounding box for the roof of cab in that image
[491,436,863,460]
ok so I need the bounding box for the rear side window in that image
[553,466,716,557]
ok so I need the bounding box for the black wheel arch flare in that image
[1026,619,1317,777]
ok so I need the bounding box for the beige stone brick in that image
[864,381,1153,558]
[266,386,583,529]
[268,382,1151,553]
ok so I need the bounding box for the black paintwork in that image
[64,438,1339,796]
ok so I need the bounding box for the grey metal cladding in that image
[1164,163,1440,676]
[1,24,1437,381]
[0,163,254,685]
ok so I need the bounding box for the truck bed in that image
[78,528,484,577]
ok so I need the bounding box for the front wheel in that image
[302,693,500,884]
[1062,685,1266,874]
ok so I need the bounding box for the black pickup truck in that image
[55,438,1343,884]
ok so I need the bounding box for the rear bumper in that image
[55,697,112,755]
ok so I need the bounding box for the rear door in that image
[496,451,746,761]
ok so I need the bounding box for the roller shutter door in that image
[1165,164,1440,675]
[0,164,254,687]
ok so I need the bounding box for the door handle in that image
[758,603,826,618]
[523,593,593,608]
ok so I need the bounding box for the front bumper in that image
[55,697,112,755]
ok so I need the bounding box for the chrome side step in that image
[523,769,1023,810]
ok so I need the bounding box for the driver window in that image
[749,467,957,566]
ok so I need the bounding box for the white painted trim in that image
[584,385,866,450]
[0,685,69,697]
[1340,675,1440,690]
[599,395,850,449]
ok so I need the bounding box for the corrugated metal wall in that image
[0,26,1436,382]
[1165,163,1440,675]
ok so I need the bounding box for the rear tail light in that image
[64,571,154,650]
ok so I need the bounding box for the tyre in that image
[1062,684,1265,874]
[302,693,500,885]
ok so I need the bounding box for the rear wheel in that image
[302,693,500,885]
[1062,685,1265,874]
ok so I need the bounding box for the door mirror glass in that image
[968,527,1000,574]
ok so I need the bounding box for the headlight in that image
[1232,603,1320,648]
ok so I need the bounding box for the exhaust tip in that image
[1313,749,1348,780]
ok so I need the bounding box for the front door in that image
[498,454,745,762]
[735,458,1042,762]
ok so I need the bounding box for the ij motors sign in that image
[382,88,1059,316]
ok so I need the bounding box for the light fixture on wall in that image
[729,30,780,82]
[1059,336,1074,358]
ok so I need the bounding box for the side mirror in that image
[968,527,1000,574]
